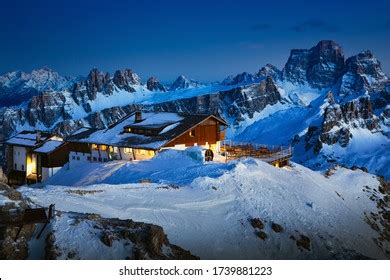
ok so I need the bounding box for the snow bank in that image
[20,155,388,259]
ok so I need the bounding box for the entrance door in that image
[31,153,37,174]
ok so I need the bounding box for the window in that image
[124,148,131,154]
[77,156,80,161]
[87,156,91,161]
[103,158,108,162]
[127,128,132,133]
[98,158,102,162]
[21,164,24,171]
[100,145,107,151]
[93,157,97,162]
[189,129,196,137]
[15,163,17,169]
[91,144,98,150]
[72,156,76,160]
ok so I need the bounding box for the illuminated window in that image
[91,144,98,150]
[189,129,195,137]
[124,148,131,154]
[109,146,114,153]
[127,128,132,132]
[100,145,107,151]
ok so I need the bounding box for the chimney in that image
[36,132,41,143]
[135,111,143,123]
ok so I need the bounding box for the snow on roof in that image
[5,131,52,147]
[72,127,91,135]
[15,132,39,140]
[34,140,64,153]
[5,137,37,147]
[68,112,222,150]
[128,113,183,129]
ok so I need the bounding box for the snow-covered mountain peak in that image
[146,76,166,92]
[222,72,255,86]
[282,40,346,89]
[0,67,77,107]
[169,75,202,90]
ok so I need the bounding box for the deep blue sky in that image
[1,0,389,82]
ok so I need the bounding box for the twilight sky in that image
[0,0,389,82]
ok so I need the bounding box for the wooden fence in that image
[220,140,293,166]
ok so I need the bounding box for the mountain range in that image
[0,40,389,178]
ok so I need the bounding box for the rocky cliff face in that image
[283,40,345,89]
[150,76,282,126]
[320,94,379,147]
[113,69,141,91]
[146,77,166,92]
[222,72,255,85]
[45,212,198,260]
[339,51,388,98]
[169,75,201,90]
[255,64,282,81]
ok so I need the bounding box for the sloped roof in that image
[33,140,64,154]
[5,131,51,148]
[67,112,227,150]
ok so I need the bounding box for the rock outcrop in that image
[222,72,255,85]
[113,69,141,92]
[0,67,78,107]
[283,40,345,89]
[146,77,166,92]
[45,212,198,260]
[0,183,35,260]
[169,75,201,91]
[339,51,388,97]
[320,96,379,147]
[255,64,282,81]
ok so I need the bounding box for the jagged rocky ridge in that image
[0,68,79,107]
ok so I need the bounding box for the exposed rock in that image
[222,72,255,85]
[45,212,199,260]
[170,75,201,91]
[256,231,268,240]
[150,77,282,127]
[0,67,78,107]
[27,92,69,127]
[113,69,140,92]
[283,40,345,89]
[271,222,284,233]
[255,64,282,81]
[250,218,265,230]
[320,97,379,147]
[0,184,35,260]
[71,68,112,110]
[339,50,388,97]
[296,235,311,251]
[146,77,166,92]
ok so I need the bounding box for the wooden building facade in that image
[66,112,228,165]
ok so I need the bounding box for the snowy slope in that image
[20,150,389,259]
